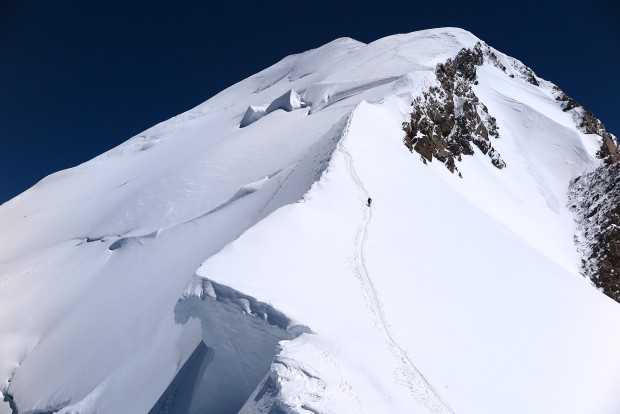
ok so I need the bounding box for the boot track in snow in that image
[337,105,454,414]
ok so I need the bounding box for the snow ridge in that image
[338,107,453,414]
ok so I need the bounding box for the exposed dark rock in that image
[402,43,505,174]
[578,111,620,164]
[484,49,507,73]
[596,131,620,164]
[516,65,539,86]
[550,65,620,304]
[554,89,580,112]
[569,164,620,303]
[553,88,620,164]
[480,44,539,86]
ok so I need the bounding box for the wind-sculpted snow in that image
[0,63,352,412]
[240,90,306,127]
[303,76,401,112]
[108,230,160,250]
[239,105,267,128]
[1,27,620,414]
[147,275,308,414]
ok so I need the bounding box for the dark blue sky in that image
[1,0,618,203]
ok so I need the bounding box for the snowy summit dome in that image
[1,27,619,414]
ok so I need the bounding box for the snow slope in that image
[1,27,619,414]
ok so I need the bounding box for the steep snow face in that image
[148,277,309,414]
[200,100,620,414]
[1,27,620,414]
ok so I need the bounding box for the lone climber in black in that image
[367,197,372,207]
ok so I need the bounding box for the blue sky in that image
[1,0,618,203]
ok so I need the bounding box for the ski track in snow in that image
[337,106,454,414]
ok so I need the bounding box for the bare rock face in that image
[402,43,505,175]
[482,44,539,86]
[559,83,620,303]
[542,65,620,304]
[554,89,620,164]
[569,164,620,302]
[553,68,620,304]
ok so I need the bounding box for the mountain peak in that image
[1,28,619,414]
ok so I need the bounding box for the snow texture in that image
[240,105,267,128]
[241,90,305,127]
[1,27,620,414]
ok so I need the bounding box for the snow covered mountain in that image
[1,27,620,414]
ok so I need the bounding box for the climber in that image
[367,197,372,207]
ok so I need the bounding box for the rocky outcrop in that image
[569,164,620,302]
[402,43,505,175]
[561,87,620,304]
[554,89,620,164]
